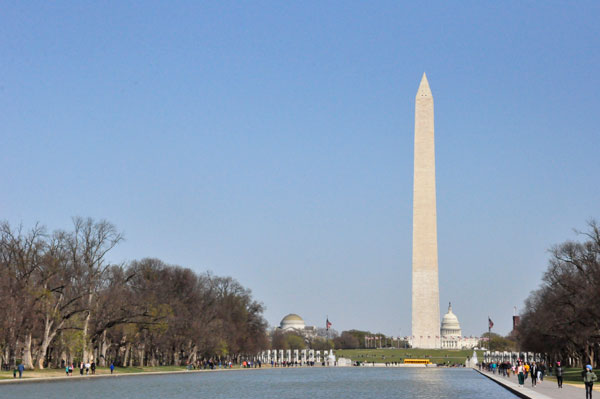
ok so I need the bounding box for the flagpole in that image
[488,316,492,352]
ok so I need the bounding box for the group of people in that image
[484,359,598,398]
[186,360,236,370]
[65,361,96,376]
[11,360,117,379]
[482,361,523,377]
[270,360,319,367]
[63,361,115,376]
[514,360,547,387]
[11,363,25,378]
[483,360,551,387]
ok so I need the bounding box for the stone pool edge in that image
[0,366,268,385]
[474,369,553,399]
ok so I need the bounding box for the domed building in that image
[280,314,306,331]
[441,303,462,337]
[277,314,317,338]
[440,303,479,349]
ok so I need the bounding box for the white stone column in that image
[411,73,441,349]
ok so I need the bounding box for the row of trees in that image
[270,329,410,351]
[517,220,600,367]
[0,218,268,369]
[480,332,516,352]
[271,330,334,351]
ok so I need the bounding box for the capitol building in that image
[409,303,480,349]
[440,303,479,349]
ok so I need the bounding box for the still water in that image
[1,367,516,399]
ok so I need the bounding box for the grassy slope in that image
[335,348,483,364]
[543,367,595,386]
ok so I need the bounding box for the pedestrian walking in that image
[531,362,538,387]
[583,365,597,399]
[110,362,115,374]
[91,361,96,375]
[556,362,563,388]
[517,361,525,387]
[79,361,84,375]
[17,363,24,378]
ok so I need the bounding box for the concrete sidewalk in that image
[477,369,596,399]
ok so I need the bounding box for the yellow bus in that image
[403,359,431,364]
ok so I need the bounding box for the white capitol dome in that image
[280,314,306,331]
[438,302,479,349]
[440,303,462,336]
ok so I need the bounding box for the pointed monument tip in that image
[416,72,432,96]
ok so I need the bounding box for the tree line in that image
[517,220,600,367]
[270,329,411,351]
[0,218,268,369]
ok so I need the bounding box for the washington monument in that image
[411,73,441,349]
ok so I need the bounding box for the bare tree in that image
[0,219,269,369]
[518,220,600,367]
[66,217,123,363]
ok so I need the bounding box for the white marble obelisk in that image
[411,73,441,349]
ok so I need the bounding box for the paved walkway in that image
[477,369,598,399]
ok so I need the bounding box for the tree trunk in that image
[22,333,35,369]
[173,348,179,366]
[150,350,157,367]
[123,343,131,367]
[99,331,109,367]
[36,317,61,369]
[12,339,19,367]
[60,351,67,367]
[186,345,197,365]
[138,344,145,367]
[81,291,96,363]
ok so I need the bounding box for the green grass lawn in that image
[334,348,483,365]
[542,367,593,386]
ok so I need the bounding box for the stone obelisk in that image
[411,73,441,349]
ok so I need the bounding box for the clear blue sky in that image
[2,1,599,337]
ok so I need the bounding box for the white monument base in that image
[336,357,352,367]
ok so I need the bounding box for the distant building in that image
[440,303,479,349]
[277,314,317,338]
[408,303,479,349]
[512,315,520,330]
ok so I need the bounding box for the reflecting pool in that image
[1,367,517,399]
